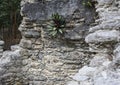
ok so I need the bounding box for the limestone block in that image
[85,30,119,44]
[28,81,46,85]
[0,68,6,76]
[20,39,33,49]
[0,50,21,67]
[0,49,3,53]
[19,49,31,57]
[23,30,40,38]
[113,44,120,64]
[78,66,96,77]
[0,53,2,58]
[0,40,4,46]
[11,45,21,51]
[21,0,78,21]
[35,39,43,45]
[89,54,111,67]
[89,21,120,32]
[22,59,29,66]
[67,81,79,85]
[96,0,114,6]
[33,44,43,49]
[0,46,3,49]
[80,80,93,85]
[0,54,11,67]
[65,31,83,40]
[43,55,63,69]
[114,44,120,57]
[28,68,43,75]
[73,74,89,81]
[94,76,120,85]
[27,74,47,81]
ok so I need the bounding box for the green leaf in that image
[87,1,92,7]
[48,13,66,37]
[82,2,86,5]
[60,25,65,28]
[53,27,57,30]
[48,28,53,31]
[50,31,57,36]
[59,29,63,34]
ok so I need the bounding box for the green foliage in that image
[47,13,66,37]
[82,0,93,7]
[0,0,21,29]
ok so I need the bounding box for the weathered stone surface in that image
[1,0,120,85]
[96,0,114,6]
[70,66,96,82]
[73,74,89,81]
[67,81,79,85]
[94,71,120,85]
[65,31,83,40]
[23,30,40,38]
[20,39,32,49]
[78,66,96,76]
[0,46,3,49]
[0,40,4,46]
[18,1,96,84]
[21,0,96,41]
[0,50,21,67]
[89,54,111,67]
[11,45,21,51]
[89,21,120,33]
[21,0,78,20]
[67,0,120,85]
[0,49,24,85]
[85,30,119,44]
[0,40,4,59]
[0,68,6,76]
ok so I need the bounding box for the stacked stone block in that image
[18,0,96,85]
[0,0,97,85]
[18,17,46,85]
[0,40,4,58]
[67,0,120,85]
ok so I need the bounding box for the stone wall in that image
[0,0,97,85]
[0,0,119,85]
[67,0,120,85]
[18,0,96,85]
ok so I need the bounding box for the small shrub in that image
[47,13,66,37]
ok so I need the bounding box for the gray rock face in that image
[21,0,78,21]
[20,39,33,49]
[0,50,25,85]
[0,41,4,46]
[94,76,120,85]
[85,30,119,43]
[0,0,120,85]
[23,30,40,38]
[11,45,22,51]
[67,0,120,85]
[67,81,79,85]
[21,0,96,41]
[17,0,96,84]
[1,0,120,85]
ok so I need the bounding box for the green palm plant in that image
[47,13,66,37]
